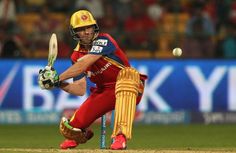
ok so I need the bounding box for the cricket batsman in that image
[38,10,147,150]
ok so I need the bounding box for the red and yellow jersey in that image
[70,33,130,87]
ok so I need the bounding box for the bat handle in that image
[45,65,52,70]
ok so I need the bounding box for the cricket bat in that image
[43,33,58,89]
[48,33,58,68]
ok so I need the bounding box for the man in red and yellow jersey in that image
[38,10,147,150]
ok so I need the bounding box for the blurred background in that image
[1,0,236,59]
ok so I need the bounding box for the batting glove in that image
[38,66,61,90]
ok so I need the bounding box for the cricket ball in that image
[172,48,182,57]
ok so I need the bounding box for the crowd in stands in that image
[0,0,236,59]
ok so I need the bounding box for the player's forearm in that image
[59,62,86,81]
[59,54,101,81]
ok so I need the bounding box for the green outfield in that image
[0,124,236,153]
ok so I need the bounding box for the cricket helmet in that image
[69,10,99,41]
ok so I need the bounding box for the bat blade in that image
[48,33,58,67]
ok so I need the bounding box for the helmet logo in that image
[81,15,88,21]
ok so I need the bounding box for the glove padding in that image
[38,66,60,90]
[59,117,88,144]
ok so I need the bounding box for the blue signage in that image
[0,59,236,113]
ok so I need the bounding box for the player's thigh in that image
[71,88,116,128]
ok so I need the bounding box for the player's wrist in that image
[54,79,61,88]
[53,73,61,88]
[54,81,61,88]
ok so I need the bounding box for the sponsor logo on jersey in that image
[91,62,112,76]
[90,46,103,53]
[93,39,108,46]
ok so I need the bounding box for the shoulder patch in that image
[90,46,103,53]
[93,39,108,46]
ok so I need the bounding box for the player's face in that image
[76,25,95,45]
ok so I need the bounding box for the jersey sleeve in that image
[88,35,116,55]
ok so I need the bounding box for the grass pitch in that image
[0,124,236,152]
